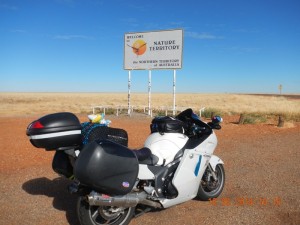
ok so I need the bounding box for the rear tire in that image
[77,196,134,225]
[196,164,225,201]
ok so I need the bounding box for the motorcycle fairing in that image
[160,134,217,208]
[138,164,155,180]
[144,133,189,166]
[139,127,218,200]
[145,158,181,199]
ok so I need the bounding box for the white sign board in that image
[124,29,183,70]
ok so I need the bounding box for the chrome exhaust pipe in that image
[87,191,161,208]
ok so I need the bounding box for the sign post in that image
[128,70,131,115]
[148,70,152,116]
[173,70,176,116]
[278,84,282,95]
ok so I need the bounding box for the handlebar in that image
[176,108,222,137]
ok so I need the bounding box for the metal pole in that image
[128,70,131,115]
[173,70,176,116]
[148,70,152,116]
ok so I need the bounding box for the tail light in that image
[29,121,44,129]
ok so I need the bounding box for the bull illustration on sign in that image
[127,39,147,56]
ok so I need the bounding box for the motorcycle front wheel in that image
[77,196,135,225]
[196,164,225,201]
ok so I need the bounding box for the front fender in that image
[209,155,224,171]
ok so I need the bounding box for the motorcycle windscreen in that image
[74,140,139,196]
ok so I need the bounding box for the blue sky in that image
[0,0,299,93]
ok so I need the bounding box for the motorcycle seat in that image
[133,147,159,165]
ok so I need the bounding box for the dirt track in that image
[0,115,299,225]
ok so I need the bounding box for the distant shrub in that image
[154,111,166,117]
[242,114,267,124]
[105,108,115,115]
[243,116,256,124]
[133,108,145,114]
[202,107,223,118]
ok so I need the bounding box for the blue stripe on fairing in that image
[194,155,202,176]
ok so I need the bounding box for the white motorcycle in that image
[27,108,225,225]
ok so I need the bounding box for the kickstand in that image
[134,206,152,218]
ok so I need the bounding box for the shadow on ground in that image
[22,177,80,225]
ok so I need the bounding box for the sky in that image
[0,0,300,93]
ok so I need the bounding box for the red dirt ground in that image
[0,114,299,225]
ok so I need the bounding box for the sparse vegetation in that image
[242,114,268,124]
[0,92,299,122]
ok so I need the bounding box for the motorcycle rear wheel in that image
[77,196,135,225]
[196,164,225,201]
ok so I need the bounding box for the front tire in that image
[77,196,135,225]
[196,164,225,201]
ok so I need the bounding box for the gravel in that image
[0,116,299,225]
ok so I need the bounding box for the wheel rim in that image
[201,165,224,195]
[89,206,130,225]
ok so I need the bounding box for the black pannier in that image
[26,112,82,150]
[81,122,128,147]
[52,151,74,178]
[74,140,139,195]
[150,116,186,134]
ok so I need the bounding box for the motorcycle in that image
[26,108,225,225]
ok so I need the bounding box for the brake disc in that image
[98,206,124,220]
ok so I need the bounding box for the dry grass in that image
[0,92,299,120]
